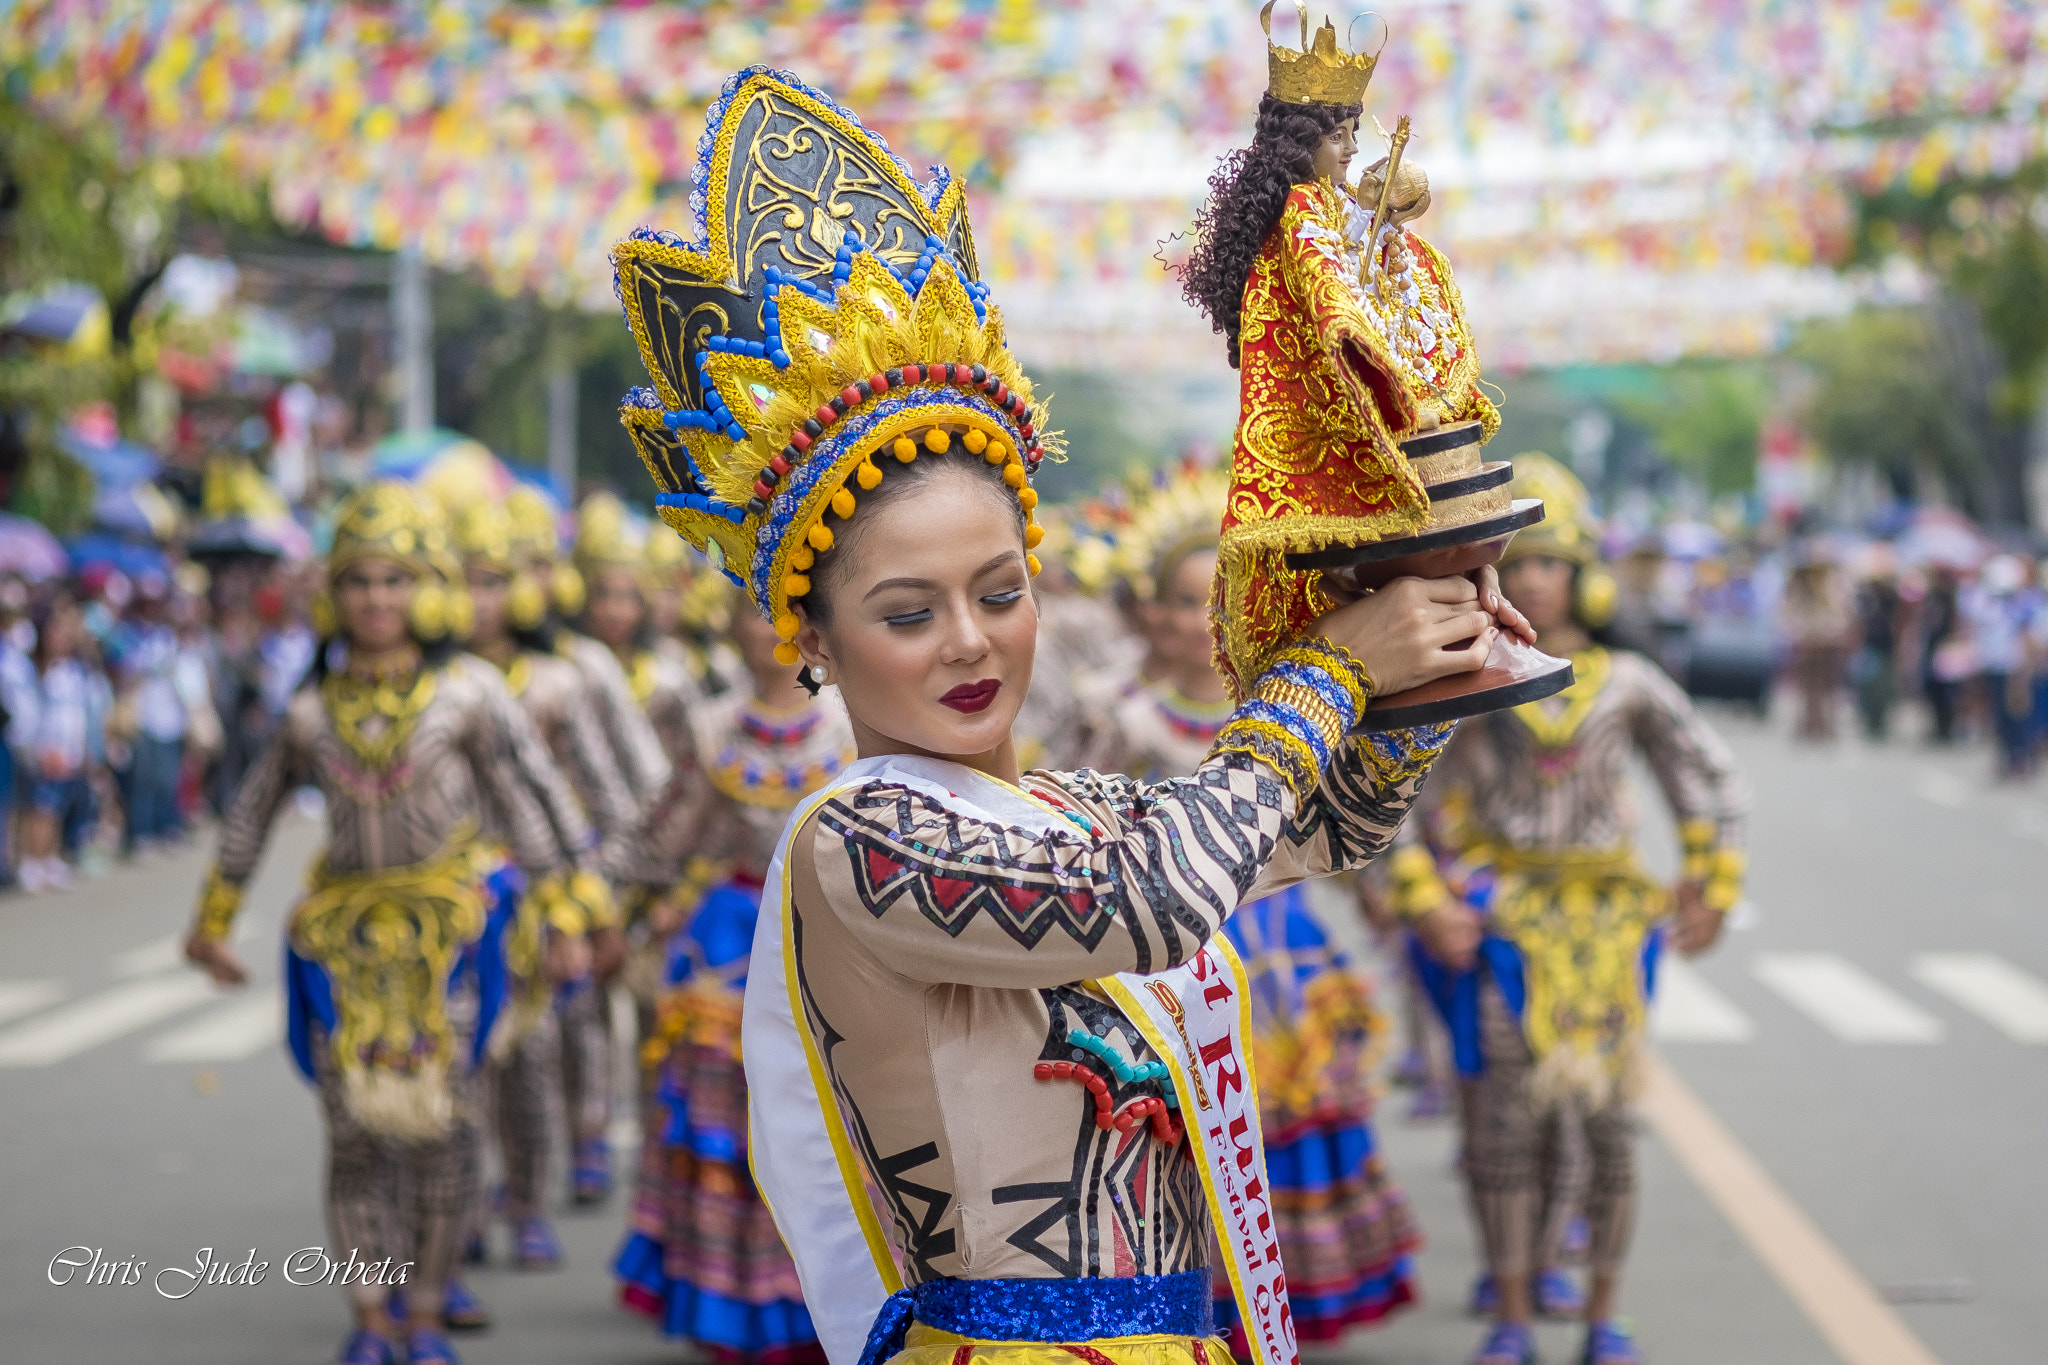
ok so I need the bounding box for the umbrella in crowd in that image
[0,512,69,581]
[187,514,309,565]
[65,531,169,580]
[1896,507,1992,571]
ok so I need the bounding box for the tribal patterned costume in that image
[609,681,855,1361]
[448,497,635,1262]
[606,64,1455,1365]
[1389,459,1746,1351]
[187,482,596,1363]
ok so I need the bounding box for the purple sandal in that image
[1582,1320,1642,1365]
[513,1216,563,1270]
[440,1278,490,1332]
[406,1328,461,1365]
[1472,1321,1538,1365]
[336,1329,396,1365]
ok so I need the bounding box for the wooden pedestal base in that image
[1355,635,1575,731]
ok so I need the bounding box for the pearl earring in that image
[810,665,828,685]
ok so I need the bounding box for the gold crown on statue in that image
[1264,0,1380,107]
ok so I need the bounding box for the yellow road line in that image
[1640,1054,1943,1365]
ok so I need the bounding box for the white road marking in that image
[143,991,283,1063]
[1653,958,1755,1042]
[0,979,65,1025]
[0,974,217,1067]
[1911,953,2048,1044]
[109,937,182,978]
[1753,953,1944,1043]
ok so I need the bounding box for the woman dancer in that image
[1399,458,1747,1365]
[182,482,596,1365]
[453,498,634,1266]
[606,66,1525,1365]
[1083,471,1421,1345]
[609,598,854,1363]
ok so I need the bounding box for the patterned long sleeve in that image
[1628,659,1747,851]
[1627,654,1748,903]
[459,659,585,880]
[551,680,640,841]
[803,643,1449,990]
[210,716,306,887]
[563,633,671,802]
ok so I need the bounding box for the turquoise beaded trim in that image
[1066,1028,1179,1108]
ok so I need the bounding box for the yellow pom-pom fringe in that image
[1025,524,1045,548]
[983,440,1008,466]
[773,642,800,665]
[923,428,951,453]
[1018,488,1039,511]
[786,573,811,597]
[791,544,815,571]
[807,523,834,552]
[831,488,856,518]
[1002,462,1026,489]
[893,436,918,463]
[774,613,799,641]
[856,459,882,489]
[1027,553,1043,576]
[964,429,988,454]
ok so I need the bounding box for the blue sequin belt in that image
[857,1271,1215,1365]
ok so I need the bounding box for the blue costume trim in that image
[858,1271,1215,1365]
[283,862,520,1082]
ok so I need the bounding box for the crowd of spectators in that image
[0,558,315,892]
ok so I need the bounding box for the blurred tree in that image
[1791,306,1983,513]
[1611,362,1772,497]
[1849,157,2048,527]
[0,96,268,529]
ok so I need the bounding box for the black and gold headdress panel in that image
[610,67,1053,664]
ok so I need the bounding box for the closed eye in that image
[883,608,933,628]
[981,589,1025,607]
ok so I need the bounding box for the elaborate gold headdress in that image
[610,67,1053,665]
[1500,454,1598,567]
[1500,454,1616,627]
[504,483,585,616]
[573,491,649,578]
[505,484,561,561]
[1111,461,1231,604]
[318,480,469,642]
[451,500,550,631]
[1264,1,1380,107]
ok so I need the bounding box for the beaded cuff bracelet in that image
[1213,638,1376,802]
[1679,819,1745,911]
[194,866,244,943]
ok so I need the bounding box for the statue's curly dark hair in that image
[1180,95,1361,369]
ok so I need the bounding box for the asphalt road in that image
[1,702,2041,1364]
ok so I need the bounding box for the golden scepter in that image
[1368,114,1411,245]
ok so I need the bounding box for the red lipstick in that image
[939,679,1001,714]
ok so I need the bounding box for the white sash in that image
[741,753,1296,1365]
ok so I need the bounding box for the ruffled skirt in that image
[615,880,820,1362]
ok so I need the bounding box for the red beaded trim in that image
[742,361,1044,516]
[1032,1060,1184,1145]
